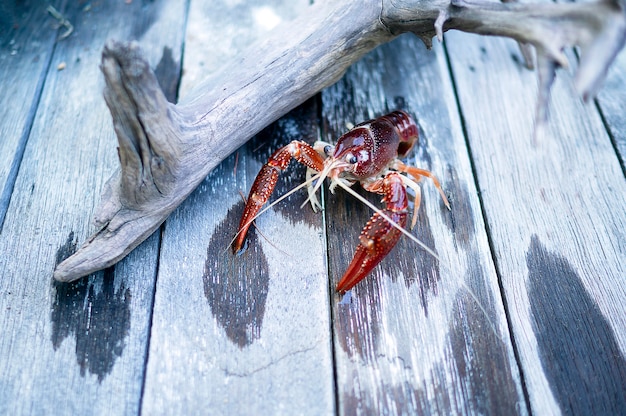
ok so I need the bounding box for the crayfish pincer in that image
[232,111,450,292]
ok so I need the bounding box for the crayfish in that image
[232,111,450,292]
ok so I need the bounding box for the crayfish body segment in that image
[232,111,450,292]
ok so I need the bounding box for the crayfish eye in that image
[324,145,332,155]
[347,154,358,164]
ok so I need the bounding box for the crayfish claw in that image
[336,210,407,292]
[233,141,326,253]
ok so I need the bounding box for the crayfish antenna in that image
[301,160,333,210]
[336,178,505,344]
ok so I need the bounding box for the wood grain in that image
[140,1,335,414]
[1,1,624,414]
[597,47,626,171]
[0,1,186,414]
[0,1,62,227]
[141,100,336,415]
[445,30,626,414]
[322,34,526,415]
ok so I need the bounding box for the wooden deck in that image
[1,1,625,414]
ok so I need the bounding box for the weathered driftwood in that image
[54,0,626,281]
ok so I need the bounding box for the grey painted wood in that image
[141,1,335,414]
[321,34,526,415]
[0,1,62,226]
[1,1,625,415]
[178,0,308,100]
[141,101,335,415]
[446,31,626,414]
[597,47,626,171]
[0,1,186,414]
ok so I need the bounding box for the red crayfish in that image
[232,111,450,292]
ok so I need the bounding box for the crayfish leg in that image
[394,161,450,210]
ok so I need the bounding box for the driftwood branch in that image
[54,0,626,281]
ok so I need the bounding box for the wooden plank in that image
[178,0,307,100]
[597,47,626,169]
[322,34,526,415]
[141,1,335,414]
[445,30,626,414]
[0,1,186,414]
[0,1,62,226]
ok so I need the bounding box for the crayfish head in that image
[330,127,376,181]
